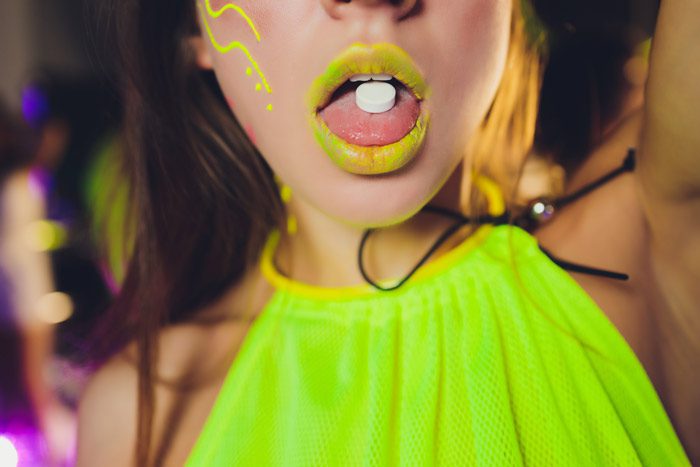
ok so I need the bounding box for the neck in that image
[275,165,468,288]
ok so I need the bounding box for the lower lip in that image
[311,85,429,175]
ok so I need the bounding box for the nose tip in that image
[320,0,419,20]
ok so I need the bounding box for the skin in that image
[193,0,511,286]
[77,0,699,465]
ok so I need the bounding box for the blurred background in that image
[1,1,123,465]
[0,0,658,465]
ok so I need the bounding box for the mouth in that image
[306,43,431,175]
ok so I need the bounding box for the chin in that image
[260,96,468,230]
[303,157,454,229]
[325,195,427,229]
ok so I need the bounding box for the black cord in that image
[358,220,466,291]
[554,147,636,209]
[358,206,630,291]
[358,206,512,291]
[357,148,636,291]
[539,247,629,281]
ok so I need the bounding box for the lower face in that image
[198,0,512,227]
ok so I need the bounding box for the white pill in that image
[355,81,397,114]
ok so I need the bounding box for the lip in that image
[306,43,431,175]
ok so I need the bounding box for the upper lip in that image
[306,42,429,113]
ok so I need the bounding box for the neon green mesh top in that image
[186,181,689,465]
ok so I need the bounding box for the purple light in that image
[0,435,19,467]
[21,86,49,127]
[28,166,52,199]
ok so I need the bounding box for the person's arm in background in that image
[638,0,700,460]
[1,169,55,403]
[641,0,700,199]
[0,169,75,465]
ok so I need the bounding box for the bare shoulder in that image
[534,111,662,383]
[78,322,249,467]
[76,344,139,466]
[76,320,248,466]
[535,111,652,299]
[76,272,270,466]
[535,110,700,460]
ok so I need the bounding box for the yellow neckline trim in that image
[259,174,505,301]
[260,224,495,301]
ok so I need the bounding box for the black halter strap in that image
[358,149,636,291]
[555,148,636,210]
[358,210,509,291]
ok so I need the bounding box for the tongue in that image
[319,83,420,147]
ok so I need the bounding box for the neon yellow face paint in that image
[204,0,261,43]
[307,43,431,175]
[199,1,273,111]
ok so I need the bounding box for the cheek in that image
[425,0,511,135]
[439,0,510,93]
[200,0,311,148]
[443,0,511,49]
[207,0,300,39]
[199,0,276,118]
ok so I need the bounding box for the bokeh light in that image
[24,220,68,252]
[0,436,19,467]
[35,292,75,325]
[21,86,49,128]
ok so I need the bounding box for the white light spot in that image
[532,202,546,215]
[0,436,19,467]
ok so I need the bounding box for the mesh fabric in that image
[186,225,689,466]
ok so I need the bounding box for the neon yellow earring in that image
[277,179,298,235]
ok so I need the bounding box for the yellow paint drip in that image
[280,184,293,203]
[205,0,261,43]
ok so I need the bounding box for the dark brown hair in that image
[95,0,283,463]
[98,0,545,464]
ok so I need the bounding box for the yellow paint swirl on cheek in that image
[199,1,273,111]
[204,0,261,42]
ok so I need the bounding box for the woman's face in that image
[196,0,512,227]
